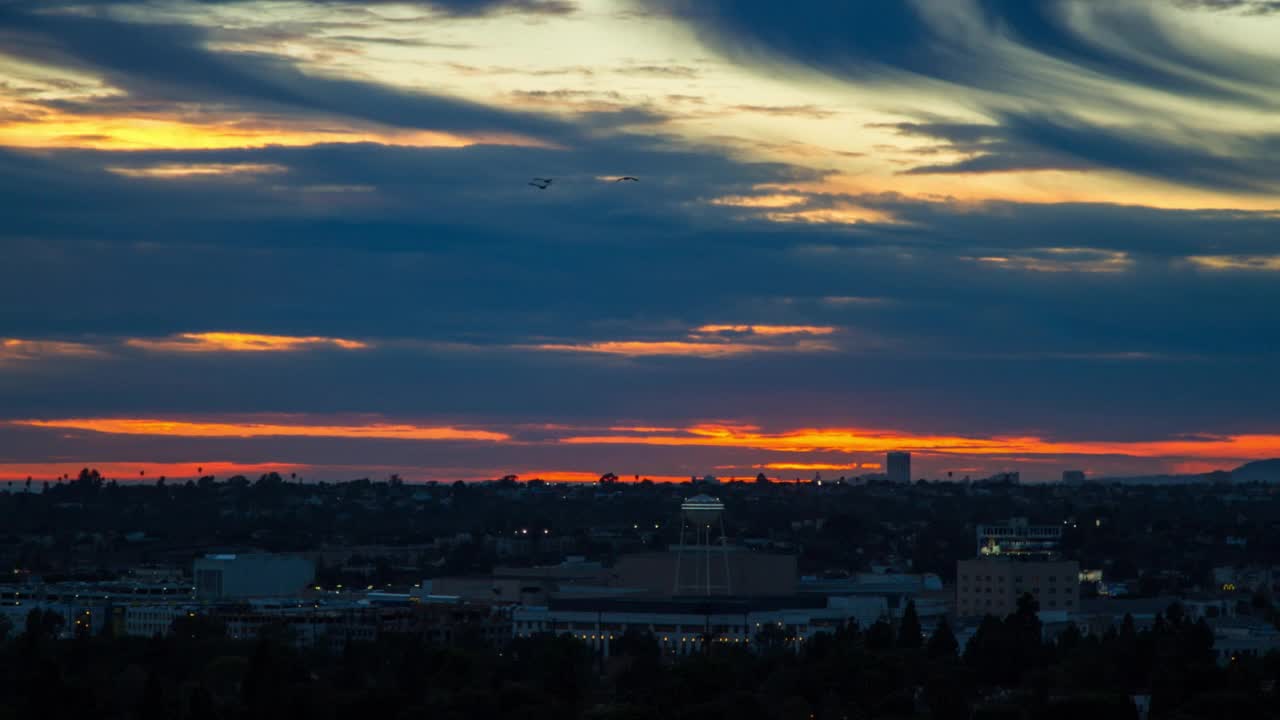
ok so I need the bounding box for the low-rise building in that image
[193,553,315,600]
[957,558,1080,617]
[513,594,887,657]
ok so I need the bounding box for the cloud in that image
[524,324,840,358]
[1174,0,1280,14]
[647,0,1280,192]
[0,5,578,143]
[0,338,104,364]
[557,422,1280,463]
[1185,255,1280,271]
[16,0,577,17]
[126,332,370,353]
[12,417,510,442]
[730,104,837,119]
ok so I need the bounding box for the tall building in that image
[887,452,911,483]
[1062,470,1086,484]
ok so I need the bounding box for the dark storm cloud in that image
[0,5,575,141]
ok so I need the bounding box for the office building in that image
[976,517,1063,557]
[887,452,911,484]
[1063,470,1086,484]
[193,553,315,600]
[956,557,1080,617]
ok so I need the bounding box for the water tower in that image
[673,494,732,596]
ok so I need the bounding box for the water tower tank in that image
[681,494,724,526]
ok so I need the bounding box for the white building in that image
[123,604,196,638]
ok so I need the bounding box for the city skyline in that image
[3,0,1280,482]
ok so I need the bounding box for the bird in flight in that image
[615,176,639,182]
[529,177,553,189]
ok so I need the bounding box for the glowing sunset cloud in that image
[0,101,551,151]
[530,339,835,358]
[127,332,368,353]
[694,325,836,337]
[531,324,839,358]
[11,418,510,442]
[509,470,693,484]
[0,338,104,363]
[755,463,858,471]
[559,424,1280,462]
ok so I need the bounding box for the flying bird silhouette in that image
[615,176,639,182]
[529,177,553,189]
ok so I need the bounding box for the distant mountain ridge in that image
[1231,458,1280,484]
[1097,458,1280,485]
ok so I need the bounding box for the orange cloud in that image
[515,470,693,483]
[529,324,839,358]
[755,463,858,471]
[528,338,835,358]
[0,100,551,151]
[694,324,836,336]
[558,423,1280,462]
[0,338,104,363]
[127,332,368,353]
[12,418,510,442]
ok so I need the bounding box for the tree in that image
[927,616,959,659]
[599,472,619,485]
[898,600,923,649]
[866,618,895,651]
[755,473,770,484]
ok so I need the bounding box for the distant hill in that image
[1096,458,1280,485]
[1230,458,1280,484]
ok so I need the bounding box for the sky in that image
[2,0,1279,484]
